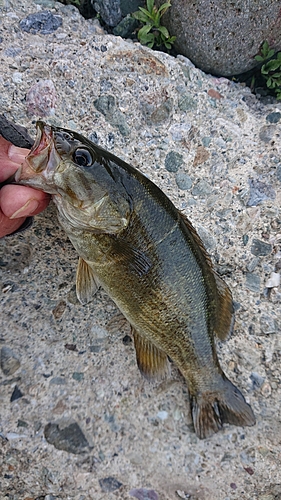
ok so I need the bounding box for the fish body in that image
[14,122,255,438]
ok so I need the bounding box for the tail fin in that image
[191,377,255,439]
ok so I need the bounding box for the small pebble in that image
[265,272,280,288]
[191,179,212,197]
[129,488,159,500]
[19,10,62,35]
[26,79,57,116]
[251,239,272,257]
[261,381,272,397]
[0,347,20,375]
[157,410,168,420]
[266,112,281,123]
[99,477,123,493]
[260,314,276,334]
[72,372,84,382]
[165,151,183,172]
[175,172,193,190]
[245,273,260,293]
[259,125,276,143]
[44,422,89,454]
[247,179,275,207]
[10,385,23,402]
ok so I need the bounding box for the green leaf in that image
[268,49,275,58]
[264,59,281,71]
[157,25,169,38]
[255,55,264,62]
[261,64,269,74]
[158,1,171,13]
[261,40,269,57]
[132,11,148,22]
[138,6,154,19]
[277,52,281,60]
[138,24,153,36]
[266,77,273,87]
[147,0,154,14]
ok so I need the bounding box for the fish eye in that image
[73,148,93,167]
[61,132,72,140]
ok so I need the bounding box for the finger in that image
[0,185,50,219]
[0,209,26,238]
[0,137,29,182]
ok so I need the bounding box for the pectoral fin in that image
[132,328,170,380]
[76,257,99,305]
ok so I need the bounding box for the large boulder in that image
[156,0,281,76]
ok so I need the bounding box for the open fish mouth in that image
[10,122,61,194]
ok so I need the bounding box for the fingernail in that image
[10,199,39,219]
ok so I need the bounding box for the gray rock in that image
[165,151,183,172]
[44,422,89,454]
[50,376,66,385]
[259,125,276,143]
[93,0,122,26]
[175,172,193,190]
[113,15,139,38]
[150,99,173,124]
[250,372,265,389]
[247,179,275,207]
[156,0,281,76]
[129,488,159,500]
[10,385,23,402]
[99,477,123,492]
[247,257,260,273]
[251,239,272,257]
[260,314,276,334]
[19,11,62,35]
[266,112,281,124]
[276,164,281,182]
[0,347,20,375]
[94,95,130,136]
[245,273,260,293]
[192,179,213,197]
[178,95,197,112]
[120,0,144,17]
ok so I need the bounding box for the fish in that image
[9,121,255,439]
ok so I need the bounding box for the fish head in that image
[16,121,131,233]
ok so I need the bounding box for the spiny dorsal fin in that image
[76,257,99,305]
[178,211,214,270]
[179,211,234,341]
[132,327,170,381]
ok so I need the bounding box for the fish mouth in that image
[12,121,61,194]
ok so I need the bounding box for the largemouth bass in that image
[10,121,255,438]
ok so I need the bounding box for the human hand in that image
[0,136,50,238]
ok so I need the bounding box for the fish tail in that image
[191,377,255,439]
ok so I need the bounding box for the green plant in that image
[132,0,176,50]
[255,41,281,100]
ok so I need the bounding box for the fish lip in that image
[12,121,60,194]
[26,120,53,171]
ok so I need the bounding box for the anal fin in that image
[132,327,170,381]
[76,257,99,305]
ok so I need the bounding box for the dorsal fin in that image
[76,257,99,305]
[179,211,234,341]
[212,272,234,340]
[132,327,170,380]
